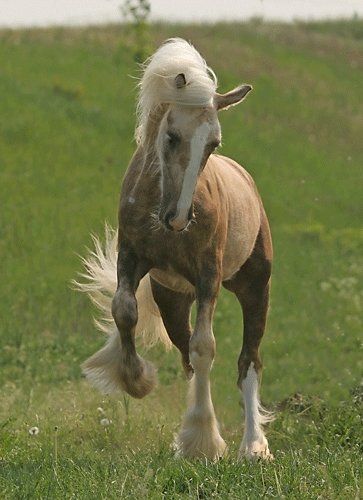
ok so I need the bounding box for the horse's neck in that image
[126,106,166,192]
[139,103,167,146]
[121,105,169,217]
[121,143,160,217]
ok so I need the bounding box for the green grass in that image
[0,20,362,498]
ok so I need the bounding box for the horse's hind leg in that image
[150,278,194,378]
[224,223,273,460]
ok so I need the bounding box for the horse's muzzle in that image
[160,206,194,232]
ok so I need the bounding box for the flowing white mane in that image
[135,38,218,144]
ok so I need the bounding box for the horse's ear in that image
[215,84,253,111]
[175,73,187,89]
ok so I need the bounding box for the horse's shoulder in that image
[207,154,256,188]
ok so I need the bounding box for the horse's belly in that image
[149,268,194,295]
[221,228,259,281]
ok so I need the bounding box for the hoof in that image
[82,338,157,398]
[239,439,273,461]
[121,357,157,399]
[174,413,227,461]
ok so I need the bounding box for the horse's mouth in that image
[166,215,190,232]
[167,211,196,232]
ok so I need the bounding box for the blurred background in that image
[1,0,363,27]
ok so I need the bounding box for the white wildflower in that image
[29,426,40,436]
[100,418,112,427]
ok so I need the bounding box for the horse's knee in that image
[189,334,216,371]
[112,288,137,333]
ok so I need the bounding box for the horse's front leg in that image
[176,267,227,460]
[82,244,156,399]
[224,225,274,460]
[111,245,157,398]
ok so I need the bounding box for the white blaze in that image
[173,122,210,226]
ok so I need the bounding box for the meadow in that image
[0,19,362,498]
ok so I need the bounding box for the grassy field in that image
[0,19,362,498]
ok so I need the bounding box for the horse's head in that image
[156,76,252,232]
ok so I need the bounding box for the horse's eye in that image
[166,132,180,147]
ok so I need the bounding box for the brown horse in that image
[75,38,273,460]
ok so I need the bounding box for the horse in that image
[75,38,273,461]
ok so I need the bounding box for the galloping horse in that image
[76,38,273,460]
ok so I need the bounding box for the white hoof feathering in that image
[81,329,157,398]
[239,363,274,461]
[175,411,227,460]
[175,363,227,461]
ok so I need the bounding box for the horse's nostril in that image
[163,212,176,231]
[161,209,191,232]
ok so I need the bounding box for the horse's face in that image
[156,105,221,232]
[155,77,252,232]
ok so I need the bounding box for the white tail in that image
[73,225,172,394]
